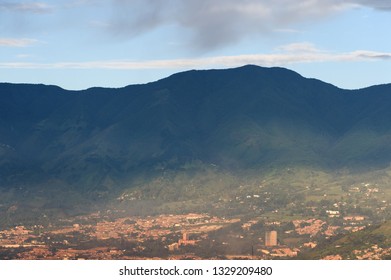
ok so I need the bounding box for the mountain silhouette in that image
[1,65,391,192]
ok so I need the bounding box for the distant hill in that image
[1,64,391,197]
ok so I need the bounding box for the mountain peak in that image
[155,64,306,88]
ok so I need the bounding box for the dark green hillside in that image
[1,65,391,213]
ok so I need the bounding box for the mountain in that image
[1,65,391,213]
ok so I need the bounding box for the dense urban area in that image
[1,173,390,260]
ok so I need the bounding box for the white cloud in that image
[277,42,319,53]
[0,38,38,47]
[1,44,390,69]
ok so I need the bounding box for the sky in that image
[0,0,391,90]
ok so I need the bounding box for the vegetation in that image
[299,221,391,259]
[0,65,390,258]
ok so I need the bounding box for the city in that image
[1,176,390,260]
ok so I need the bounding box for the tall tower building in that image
[265,231,277,247]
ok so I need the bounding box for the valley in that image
[1,65,391,259]
[1,166,390,259]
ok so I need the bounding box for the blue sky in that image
[1,0,391,90]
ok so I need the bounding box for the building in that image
[326,210,340,218]
[168,243,179,251]
[265,231,277,247]
[178,232,196,246]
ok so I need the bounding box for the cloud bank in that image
[1,1,390,51]
[102,0,391,51]
[1,43,390,70]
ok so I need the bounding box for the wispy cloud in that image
[276,42,319,53]
[1,44,390,69]
[15,53,33,58]
[353,51,391,60]
[0,38,38,47]
[0,1,52,13]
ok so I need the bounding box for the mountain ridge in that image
[1,65,391,193]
